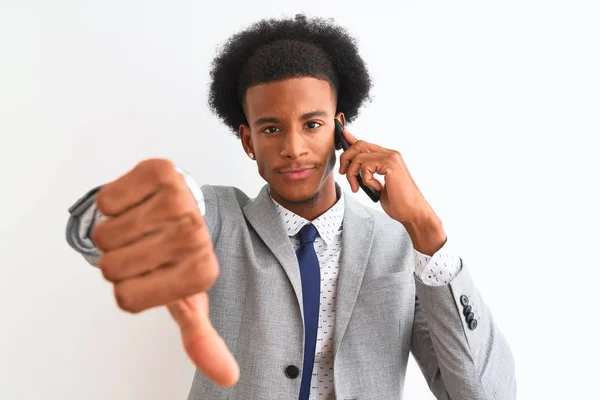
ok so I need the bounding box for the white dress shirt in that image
[67,174,462,400]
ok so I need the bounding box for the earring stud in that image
[248,152,254,159]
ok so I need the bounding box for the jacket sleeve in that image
[410,261,517,399]
[65,185,104,267]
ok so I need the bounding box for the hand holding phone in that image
[334,120,380,202]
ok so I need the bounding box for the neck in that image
[272,177,338,221]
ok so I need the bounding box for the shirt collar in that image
[268,186,345,246]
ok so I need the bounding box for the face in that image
[239,77,345,209]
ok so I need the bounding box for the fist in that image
[91,158,239,387]
[92,158,216,311]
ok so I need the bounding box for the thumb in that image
[167,293,240,387]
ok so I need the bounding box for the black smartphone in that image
[334,119,380,202]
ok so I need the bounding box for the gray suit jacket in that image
[185,183,516,399]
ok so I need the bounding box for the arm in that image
[333,124,516,398]
[410,256,517,399]
[64,160,238,386]
[406,219,516,399]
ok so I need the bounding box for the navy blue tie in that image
[296,224,321,400]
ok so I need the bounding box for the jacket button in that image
[285,365,300,379]
[460,295,469,306]
[466,312,475,323]
[463,305,472,316]
[469,319,478,330]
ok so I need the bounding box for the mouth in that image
[279,167,316,181]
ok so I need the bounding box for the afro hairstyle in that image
[207,13,373,137]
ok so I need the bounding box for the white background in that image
[1,1,599,399]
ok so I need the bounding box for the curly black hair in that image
[207,13,373,137]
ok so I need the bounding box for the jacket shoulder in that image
[200,184,255,208]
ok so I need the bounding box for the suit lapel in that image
[242,185,304,314]
[333,194,375,357]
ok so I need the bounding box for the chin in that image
[271,179,320,205]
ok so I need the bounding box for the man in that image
[66,14,516,399]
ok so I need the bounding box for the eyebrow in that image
[252,110,329,127]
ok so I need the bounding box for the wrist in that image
[405,214,447,256]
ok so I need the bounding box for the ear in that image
[334,112,346,150]
[239,124,255,159]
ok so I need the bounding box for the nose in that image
[280,127,308,159]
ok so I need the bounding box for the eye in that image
[262,126,280,134]
[306,121,322,129]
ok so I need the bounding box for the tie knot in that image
[298,224,318,244]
